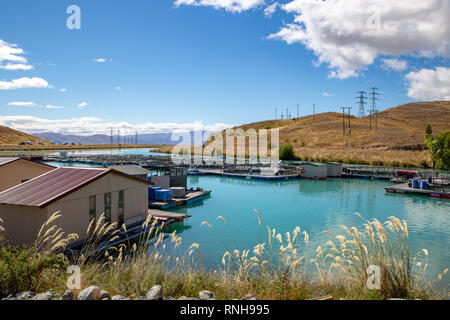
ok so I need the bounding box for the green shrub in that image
[0,246,66,293]
[279,144,295,160]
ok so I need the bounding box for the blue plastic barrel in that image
[412,180,419,189]
[420,181,428,190]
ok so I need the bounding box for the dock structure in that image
[65,209,191,257]
[190,168,300,181]
[149,189,211,210]
[385,183,450,199]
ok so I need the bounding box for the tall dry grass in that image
[0,210,447,299]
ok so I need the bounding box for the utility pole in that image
[340,107,347,136]
[135,131,138,145]
[110,128,113,146]
[348,107,352,136]
[355,91,368,118]
[370,87,380,130]
[117,128,120,145]
[275,108,277,120]
[297,104,299,118]
[313,104,316,118]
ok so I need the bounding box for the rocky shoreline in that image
[0,285,262,301]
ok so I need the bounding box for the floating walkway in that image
[64,209,190,257]
[149,190,211,210]
[385,183,450,199]
[189,169,300,181]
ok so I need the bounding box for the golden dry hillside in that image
[224,101,450,149]
[199,101,450,167]
[0,126,50,146]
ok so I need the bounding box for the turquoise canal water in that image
[171,175,449,284]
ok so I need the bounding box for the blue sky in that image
[0,0,449,135]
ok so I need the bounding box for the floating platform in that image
[385,183,450,199]
[64,209,191,257]
[149,190,211,210]
[342,173,392,180]
[189,169,300,181]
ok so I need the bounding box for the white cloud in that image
[93,58,107,63]
[0,39,34,71]
[405,67,450,101]
[322,92,333,97]
[7,101,37,107]
[114,86,121,90]
[0,39,27,63]
[0,63,33,70]
[268,0,450,79]
[264,2,278,18]
[0,77,50,90]
[0,115,233,136]
[78,102,89,108]
[381,58,408,72]
[59,88,67,92]
[45,105,64,109]
[174,0,266,13]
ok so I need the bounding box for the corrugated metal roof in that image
[0,158,19,166]
[0,157,55,168]
[0,167,111,208]
[107,165,149,175]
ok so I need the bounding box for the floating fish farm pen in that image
[385,174,450,199]
[326,162,343,178]
[298,162,328,180]
[147,165,211,210]
[64,210,192,258]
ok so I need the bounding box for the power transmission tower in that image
[355,91,368,118]
[297,104,299,118]
[135,131,138,145]
[313,104,316,118]
[275,108,277,120]
[110,128,113,145]
[117,128,120,145]
[369,87,380,130]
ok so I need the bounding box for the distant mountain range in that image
[34,131,213,146]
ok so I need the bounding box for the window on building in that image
[89,195,96,235]
[104,192,111,224]
[118,190,124,226]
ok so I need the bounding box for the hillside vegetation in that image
[201,101,450,167]
[229,101,450,149]
[0,126,49,146]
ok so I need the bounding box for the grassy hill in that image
[0,126,50,146]
[229,101,450,149]
[202,101,450,167]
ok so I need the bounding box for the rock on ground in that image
[99,290,111,300]
[77,286,101,300]
[17,291,34,300]
[32,290,54,300]
[62,290,74,301]
[241,294,261,300]
[199,290,216,300]
[178,296,199,300]
[145,285,163,300]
